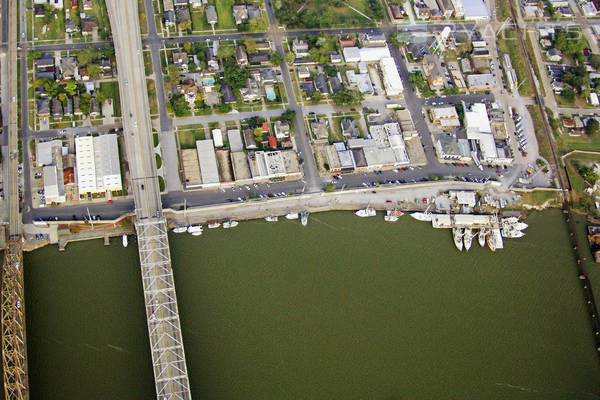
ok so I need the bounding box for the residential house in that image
[292,39,310,58]
[73,95,81,115]
[82,0,92,10]
[302,81,316,97]
[206,5,218,25]
[254,40,272,52]
[423,54,445,88]
[438,0,455,17]
[274,121,290,139]
[233,4,249,24]
[242,128,257,149]
[65,19,79,33]
[81,17,98,35]
[59,57,77,80]
[175,6,191,25]
[89,98,100,117]
[259,68,277,83]
[247,5,261,19]
[390,4,406,20]
[248,52,270,66]
[341,118,360,138]
[236,45,248,66]
[37,98,50,117]
[51,98,63,118]
[311,119,329,140]
[314,74,329,95]
[63,98,73,116]
[240,78,261,102]
[328,76,343,93]
[178,79,198,105]
[34,5,45,18]
[174,0,189,5]
[173,50,188,67]
[546,48,563,62]
[298,66,310,78]
[189,0,204,7]
[360,33,387,47]
[339,36,356,48]
[35,54,55,69]
[330,52,342,63]
[206,47,219,70]
[220,83,237,103]
[164,10,176,26]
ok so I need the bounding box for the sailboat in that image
[122,234,128,247]
[453,228,464,251]
[410,204,433,221]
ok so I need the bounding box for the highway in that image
[105,1,191,399]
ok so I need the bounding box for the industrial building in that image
[379,57,404,96]
[196,139,220,185]
[75,134,122,195]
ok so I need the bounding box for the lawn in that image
[33,8,65,41]
[143,50,153,76]
[557,131,600,153]
[526,105,552,161]
[178,129,205,149]
[514,189,562,208]
[275,0,376,28]
[497,30,533,97]
[138,0,148,35]
[563,153,600,210]
[212,0,236,30]
[191,8,211,31]
[147,79,158,115]
[99,81,121,117]
[86,0,111,38]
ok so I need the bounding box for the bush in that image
[155,153,162,169]
[324,183,336,191]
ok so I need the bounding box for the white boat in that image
[478,229,487,247]
[208,222,221,229]
[122,234,128,247]
[502,228,525,238]
[223,220,239,229]
[187,225,203,234]
[463,228,474,251]
[191,231,203,236]
[265,216,278,222]
[487,229,504,251]
[384,209,403,222]
[172,226,187,233]
[502,217,520,224]
[285,213,299,220]
[410,212,433,221]
[301,211,308,226]
[355,208,376,217]
[453,228,464,251]
[513,222,528,231]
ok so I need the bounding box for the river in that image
[24,210,600,399]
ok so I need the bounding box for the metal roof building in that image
[196,139,220,185]
[75,134,122,194]
[380,57,404,96]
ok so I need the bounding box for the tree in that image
[178,20,191,31]
[217,45,235,60]
[183,41,192,53]
[590,54,600,70]
[332,89,363,106]
[586,118,600,135]
[95,88,108,103]
[269,51,284,66]
[285,51,295,64]
[101,45,115,59]
[64,81,78,96]
[253,127,264,143]
[243,37,257,54]
[561,86,576,102]
[77,46,100,66]
[80,93,91,115]
[45,80,60,97]
[168,64,182,84]
[310,90,324,104]
[28,50,41,60]
[31,78,46,89]
[170,94,190,117]
[223,60,249,90]
[324,64,337,76]
[58,93,67,103]
[86,63,102,79]
[188,61,198,72]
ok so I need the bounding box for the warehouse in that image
[196,139,220,185]
[380,57,404,96]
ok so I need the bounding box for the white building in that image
[462,0,488,19]
[212,128,223,148]
[379,57,404,96]
[196,139,220,185]
[228,129,244,152]
[464,104,511,165]
[450,0,465,17]
[36,139,65,167]
[43,165,65,203]
[75,134,122,194]
[343,46,391,63]
[590,92,600,106]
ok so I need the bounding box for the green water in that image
[24,211,600,399]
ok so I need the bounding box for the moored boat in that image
[191,230,203,236]
[285,213,299,220]
[223,220,239,229]
[187,225,203,234]
[208,222,221,229]
[172,226,187,233]
[265,216,278,222]
[301,211,308,226]
[453,228,464,251]
[487,228,504,251]
[384,209,401,222]
[502,228,525,238]
[463,228,474,251]
[122,234,128,247]
[478,228,487,247]
[410,212,432,221]
[513,222,528,231]
[356,208,376,217]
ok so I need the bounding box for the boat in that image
[208,222,221,229]
[453,228,464,251]
[356,208,376,217]
[301,211,308,226]
[502,217,520,224]
[502,228,525,238]
[122,234,128,247]
[265,216,278,222]
[513,222,528,231]
[478,228,488,247]
[172,226,187,233]
[463,228,474,251]
[223,220,239,229]
[384,209,403,222]
[487,229,504,251]
[285,213,299,220]
[187,225,203,234]
[410,212,433,221]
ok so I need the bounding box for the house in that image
[390,4,406,20]
[73,95,81,115]
[248,52,270,66]
[360,33,387,47]
[174,0,189,5]
[242,128,257,149]
[546,48,563,62]
[189,0,203,7]
[254,40,272,52]
[240,78,261,102]
[341,118,360,138]
[438,0,455,17]
[49,0,64,9]
[330,52,342,63]
[315,74,329,95]
[35,54,55,69]
[59,57,77,80]
[431,106,460,128]
[339,36,356,48]
[37,98,50,117]
[175,6,191,25]
[262,122,270,133]
[89,98,100,116]
[274,121,290,139]
[65,19,79,33]
[164,9,176,26]
[328,76,343,93]
[63,98,73,116]
[206,5,218,25]
[233,4,249,24]
[311,119,329,140]
[466,73,495,90]
[206,47,219,70]
[81,17,98,35]
[298,66,310,78]
[292,39,310,58]
[72,0,78,9]
[236,45,248,66]
[247,5,261,19]
[51,98,63,118]
[82,0,92,10]
[34,4,45,18]
[259,68,277,83]
[178,79,198,104]
[220,83,237,103]
[590,92,600,106]
[302,81,316,97]
[423,54,445,88]
[172,50,188,67]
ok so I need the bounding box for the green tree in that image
[80,93,91,115]
[183,41,192,53]
[58,92,66,103]
[217,45,235,60]
[31,78,46,89]
[28,50,41,60]
[586,118,600,135]
[168,64,182,84]
[590,54,600,70]
[285,51,295,64]
[309,90,324,104]
[269,51,284,66]
[179,20,191,31]
[45,80,60,97]
[101,46,115,59]
[332,89,363,106]
[86,63,102,79]
[561,86,576,102]
[77,46,101,66]
[188,61,198,72]
[170,94,190,117]
[95,88,108,103]
[64,81,78,96]
[223,60,249,90]
[243,37,257,54]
